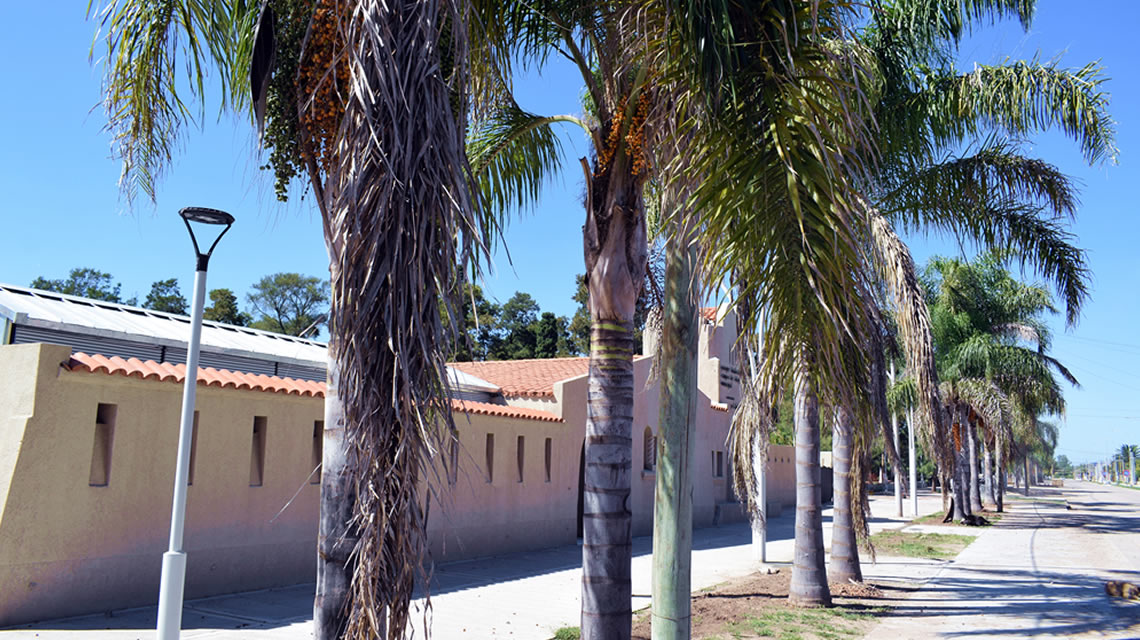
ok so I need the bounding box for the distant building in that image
[0,284,795,626]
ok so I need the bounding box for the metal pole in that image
[908,408,917,518]
[753,435,767,563]
[157,269,208,640]
[889,362,901,517]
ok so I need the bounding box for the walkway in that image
[863,480,1140,639]
[6,492,943,639]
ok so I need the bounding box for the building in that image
[0,284,796,625]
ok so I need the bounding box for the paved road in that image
[864,480,1140,639]
[5,492,943,639]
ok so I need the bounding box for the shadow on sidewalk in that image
[872,564,1140,637]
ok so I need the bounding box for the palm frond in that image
[468,102,581,217]
[920,58,1117,165]
[89,0,241,202]
[320,0,484,636]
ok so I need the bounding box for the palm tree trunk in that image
[951,406,971,522]
[996,443,1005,512]
[315,311,358,640]
[580,166,647,639]
[1023,455,1031,497]
[788,363,831,607]
[829,404,861,584]
[967,422,983,513]
[315,345,387,638]
[982,440,996,509]
[651,229,698,640]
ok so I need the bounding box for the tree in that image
[31,267,124,302]
[143,278,188,314]
[91,0,486,637]
[203,288,252,326]
[568,275,591,356]
[534,312,568,359]
[449,284,501,361]
[925,254,1077,516]
[247,273,329,338]
[493,292,539,360]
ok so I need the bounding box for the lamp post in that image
[157,207,234,640]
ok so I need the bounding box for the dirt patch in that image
[630,570,888,640]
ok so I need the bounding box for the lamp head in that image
[179,207,235,226]
[179,207,235,271]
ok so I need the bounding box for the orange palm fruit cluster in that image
[298,0,351,174]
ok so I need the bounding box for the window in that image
[89,403,117,486]
[188,411,200,485]
[311,421,323,484]
[485,433,495,483]
[544,438,553,483]
[250,416,267,486]
[643,427,656,472]
[517,436,525,483]
[447,438,459,485]
[712,450,724,478]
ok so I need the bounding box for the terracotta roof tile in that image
[451,399,561,422]
[68,352,325,398]
[66,352,559,422]
[448,358,590,398]
[700,307,718,322]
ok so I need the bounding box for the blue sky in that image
[0,1,1136,465]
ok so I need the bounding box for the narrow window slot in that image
[544,438,552,483]
[311,421,323,484]
[250,416,267,487]
[89,403,117,486]
[485,433,495,483]
[516,435,525,483]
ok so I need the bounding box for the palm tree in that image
[470,0,877,624]
[90,1,486,637]
[833,0,1116,533]
[926,255,1076,513]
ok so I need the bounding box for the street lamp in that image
[156,207,234,640]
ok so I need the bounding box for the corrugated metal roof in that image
[1,283,503,394]
[0,283,326,367]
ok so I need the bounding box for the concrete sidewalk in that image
[863,480,1140,639]
[6,491,943,639]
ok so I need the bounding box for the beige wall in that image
[0,343,323,625]
[427,411,579,561]
[0,329,792,625]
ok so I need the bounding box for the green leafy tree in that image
[534,312,568,359]
[449,284,500,361]
[493,292,539,360]
[568,275,591,356]
[143,278,188,314]
[203,288,252,326]
[31,267,124,302]
[247,273,329,338]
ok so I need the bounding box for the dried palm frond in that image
[315,0,482,637]
[867,209,950,469]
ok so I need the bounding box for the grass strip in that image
[863,530,975,560]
